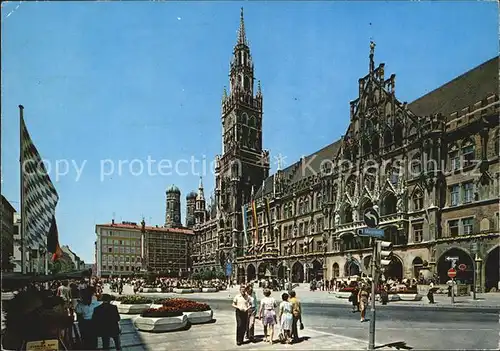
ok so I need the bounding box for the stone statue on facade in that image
[397,197,404,213]
[334,212,341,228]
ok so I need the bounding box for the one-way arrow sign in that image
[363,207,380,228]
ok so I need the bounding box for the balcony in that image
[380,213,407,225]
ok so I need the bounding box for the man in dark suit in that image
[92,294,121,350]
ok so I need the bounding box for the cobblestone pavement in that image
[114,311,370,351]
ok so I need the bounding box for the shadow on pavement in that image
[375,341,413,350]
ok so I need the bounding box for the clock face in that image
[174,215,180,222]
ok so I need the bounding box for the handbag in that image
[300,322,304,330]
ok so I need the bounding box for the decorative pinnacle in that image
[222,86,228,101]
[369,41,376,72]
[370,40,376,56]
[257,80,262,96]
[237,7,247,46]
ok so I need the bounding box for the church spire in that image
[197,176,205,200]
[237,7,247,46]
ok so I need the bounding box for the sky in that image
[1,1,497,263]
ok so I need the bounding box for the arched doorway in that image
[237,265,245,284]
[344,260,360,277]
[278,264,287,280]
[384,256,404,281]
[437,248,473,284]
[246,264,256,282]
[258,263,268,279]
[485,246,499,292]
[412,257,423,279]
[310,260,323,281]
[332,263,340,279]
[292,261,304,283]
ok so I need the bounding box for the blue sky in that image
[1,1,497,262]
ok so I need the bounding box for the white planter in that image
[118,303,151,314]
[142,288,162,293]
[388,294,401,301]
[174,288,194,294]
[111,301,121,306]
[335,291,352,299]
[202,288,218,293]
[134,314,187,332]
[398,293,422,301]
[183,310,213,324]
[150,304,163,309]
[192,288,202,292]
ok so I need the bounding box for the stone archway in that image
[412,257,423,279]
[332,263,340,279]
[258,262,268,279]
[485,246,499,292]
[383,256,404,281]
[344,260,360,277]
[237,265,245,284]
[310,260,323,281]
[292,261,304,283]
[278,264,287,280]
[437,248,474,284]
[246,264,256,282]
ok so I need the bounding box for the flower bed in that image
[117,296,153,314]
[155,298,213,324]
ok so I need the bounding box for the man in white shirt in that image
[232,285,249,346]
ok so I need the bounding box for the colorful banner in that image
[265,198,272,236]
[241,204,249,248]
[251,200,258,245]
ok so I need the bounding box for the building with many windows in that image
[95,219,193,277]
[189,8,499,292]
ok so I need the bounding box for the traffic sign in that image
[363,207,380,228]
[447,268,457,278]
[358,228,385,238]
[445,256,459,261]
[458,264,467,271]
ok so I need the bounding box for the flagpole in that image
[19,105,27,274]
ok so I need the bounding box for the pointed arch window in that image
[384,129,393,149]
[299,199,304,215]
[412,188,424,211]
[304,196,310,213]
[316,192,322,209]
[394,122,403,147]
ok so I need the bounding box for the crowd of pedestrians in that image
[2,277,121,350]
[232,284,304,346]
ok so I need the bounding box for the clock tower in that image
[215,8,270,259]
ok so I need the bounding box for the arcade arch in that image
[485,246,499,292]
[246,264,256,282]
[437,248,473,284]
[292,261,304,283]
[344,259,361,277]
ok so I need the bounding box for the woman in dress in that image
[357,284,369,322]
[279,293,293,344]
[258,289,277,344]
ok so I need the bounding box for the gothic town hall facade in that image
[186,9,499,292]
